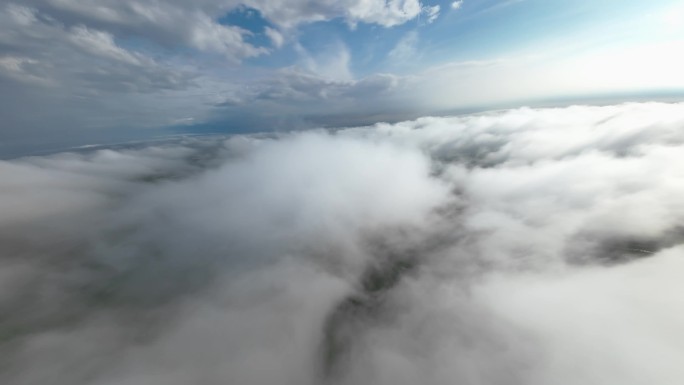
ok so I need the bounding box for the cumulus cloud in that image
[246,0,425,28]
[13,0,266,60]
[18,0,427,48]
[0,0,438,153]
[2,102,684,384]
[0,4,204,157]
[0,4,190,92]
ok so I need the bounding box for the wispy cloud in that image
[388,30,420,63]
[423,5,441,23]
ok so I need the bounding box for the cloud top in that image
[2,102,684,384]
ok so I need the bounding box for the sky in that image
[4,2,684,382]
[1,0,684,155]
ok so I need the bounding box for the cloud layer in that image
[3,0,683,157]
[2,102,684,384]
[0,0,436,155]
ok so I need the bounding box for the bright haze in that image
[2,1,684,385]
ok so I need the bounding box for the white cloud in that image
[247,0,425,28]
[5,2,38,24]
[295,40,354,81]
[423,4,440,23]
[388,30,420,63]
[0,0,433,145]
[68,26,145,65]
[0,4,192,92]
[23,0,426,43]
[188,14,269,60]
[2,103,684,384]
[4,0,681,151]
[0,3,214,150]
[264,26,285,48]
[451,0,464,10]
[11,1,267,60]
[0,56,51,86]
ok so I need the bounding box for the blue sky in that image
[1,0,683,156]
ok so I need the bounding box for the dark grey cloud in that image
[2,103,684,384]
[250,71,401,110]
[210,69,411,131]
